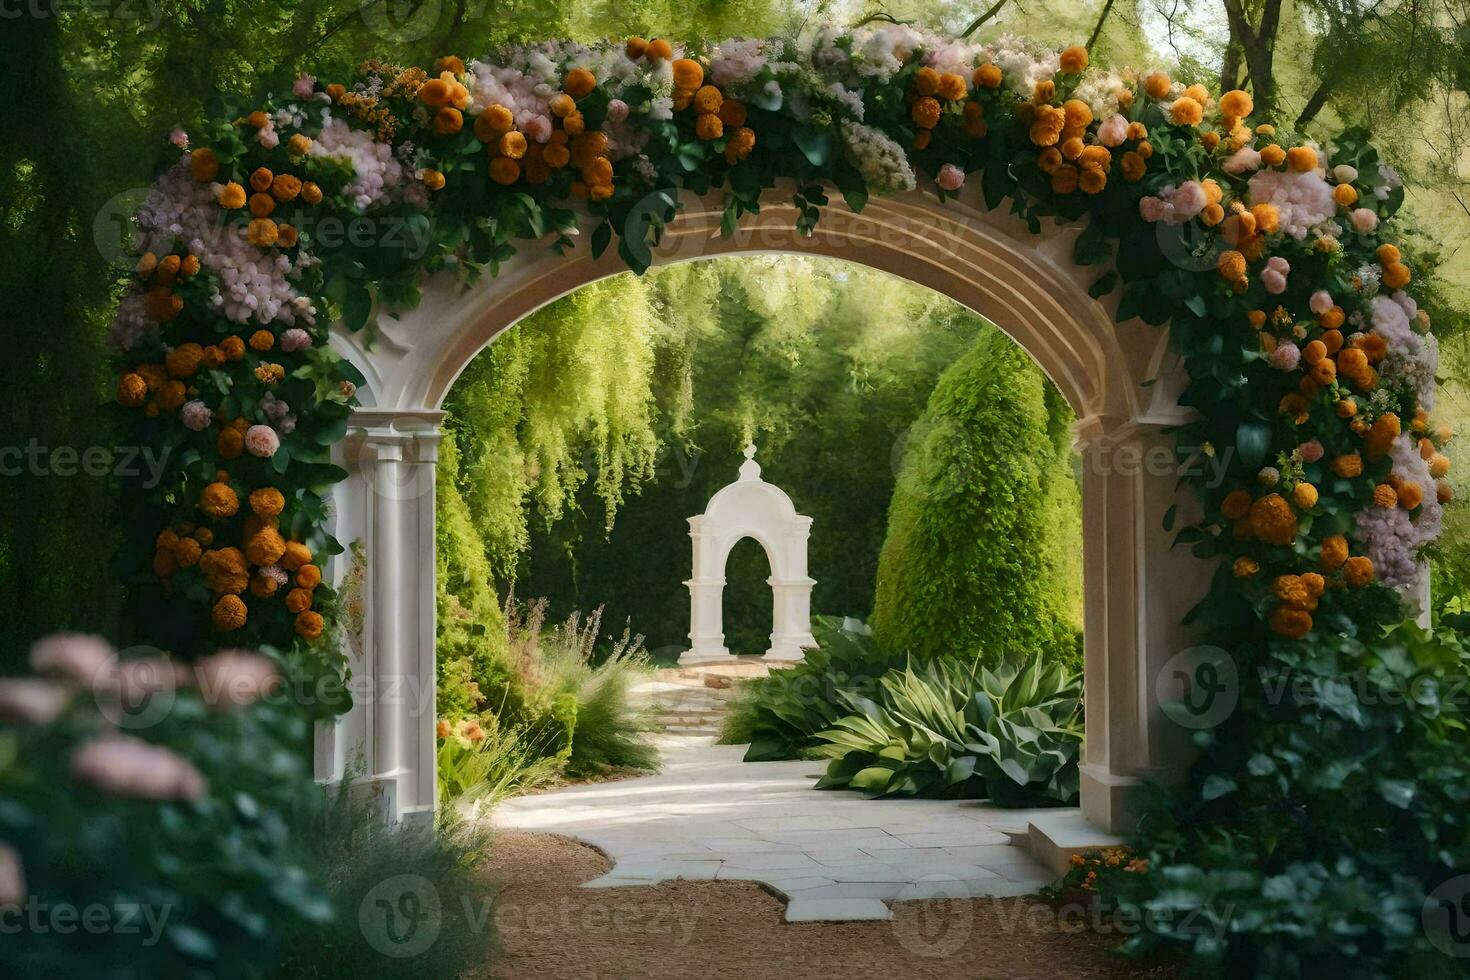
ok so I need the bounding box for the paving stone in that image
[784,898,893,923]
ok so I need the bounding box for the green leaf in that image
[341,283,372,333]
[792,129,832,167]
[1235,422,1272,468]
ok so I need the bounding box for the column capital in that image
[1072,409,1195,451]
[347,408,445,467]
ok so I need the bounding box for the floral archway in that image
[109,23,1454,964]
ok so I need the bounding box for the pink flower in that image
[169,128,189,149]
[1223,147,1261,175]
[522,114,553,144]
[1261,255,1290,294]
[935,163,965,192]
[279,328,311,353]
[29,634,113,687]
[1350,208,1378,233]
[606,99,629,123]
[1309,290,1333,315]
[71,735,207,801]
[1171,181,1207,220]
[257,124,279,150]
[293,73,316,98]
[0,842,24,908]
[245,424,280,458]
[1096,114,1128,148]
[0,679,71,725]
[181,400,212,431]
[1299,439,1324,463]
[1268,342,1301,371]
[193,650,280,709]
[1139,196,1166,223]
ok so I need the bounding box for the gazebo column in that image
[1072,413,1211,834]
[317,408,442,825]
[684,516,729,662]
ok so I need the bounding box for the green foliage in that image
[277,798,498,980]
[1113,624,1470,977]
[720,616,903,760]
[435,715,563,805]
[0,653,331,974]
[870,330,1083,667]
[814,651,1084,805]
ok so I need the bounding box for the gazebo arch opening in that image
[321,187,1210,841]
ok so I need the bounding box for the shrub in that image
[814,651,1084,806]
[435,715,563,806]
[277,794,497,979]
[0,636,332,975]
[719,616,901,760]
[869,331,1082,667]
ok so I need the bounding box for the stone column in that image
[1072,413,1211,833]
[319,408,442,825]
[684,516,729,662]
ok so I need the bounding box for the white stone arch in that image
[685,445,816,663]
[321,183,1210,838]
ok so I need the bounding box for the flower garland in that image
[108,29,1450,913]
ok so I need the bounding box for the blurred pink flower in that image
[1309,290,1333,315]
[1096,114,1128,148]
[169,128,189,149]
[193,650,280,709]
[181,400,213,431]
[522,114,552,144]
[104,656,181,703]
[1268,342,1300,371]
[1299,439,1325,463]
[605,99,629,123]
[245,424,280,458]
[0,679,71,725]
[72,735,207,801]
[293,73,316,98]
[0,842,24,908]
[279,328,311,352]
[1350,208,1378,233]
[1262,255,1290,295]
[29,634,113,687]
[935,163,965,192]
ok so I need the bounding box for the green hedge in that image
[870,331,1082,667]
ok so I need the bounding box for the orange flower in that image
[672,58,704,92]
[1144,71,1171,99]
[1332,454,1363,478]
[695,113,724,140]
[433,107,463,136]
[694,85,723,114]
[1287,146,1318,172]
[1170,96,1203,126]
[625,37,648,59]
[419,78,451,108]
[116,373,148,407]
[246,218,279,248]
[301,181,323,205]
[645,38,673,61]
[217,182,247,210]
[718,100,748,129]
[1344,556,1374,587]
[1260,144,1286,167]
[295,610,325,640]
[1249,493,1298,545]
[910,96,941,130]
[489,157,520,186]
[498,131,528,160]
[1059,45,1088,74]
[287,134,313,156]
[281,540,312,572]
[245,527,287,567]
[190,148,220,181]
[1219,90,1253,118]
[564,67,596,98]
[724,127,756,163]
[938,73,968,101]
[1270,606,1313,638]
[974,63,1003,88]
[913,67,941,97]
[1050,165,1079,195]
[1382,262,1411,289]
[1233,556,1259,577]
[212,595,248,632]
[249,167,274,193]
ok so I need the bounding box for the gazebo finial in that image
[739,442,761,480]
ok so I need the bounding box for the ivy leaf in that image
[793,129,831,167]
[590,220,612,259]
[1201,775,1237,800]
[341,283,372,333]
[832,160,868,213]
[1377,778,1416,808]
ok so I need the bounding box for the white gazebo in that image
[682,445,816,663]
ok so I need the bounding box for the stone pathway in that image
[491,733,1060,923]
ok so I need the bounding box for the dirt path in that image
[478,831,1177,980]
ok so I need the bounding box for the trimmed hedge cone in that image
[106,26,1461,973]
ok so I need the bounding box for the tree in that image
[869,331,1083,667]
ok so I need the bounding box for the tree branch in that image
[1086,0,1118,50]
[959,0,1012,38]
[1295,79,1333,128]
